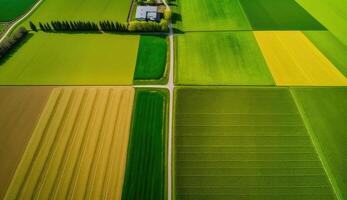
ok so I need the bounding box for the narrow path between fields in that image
[0,0,44,43]
[134,1,174,199]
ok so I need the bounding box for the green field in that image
[292,87,347,200]
[297,0,347,46]
[175,32,274,85]
[304,31,347,77]
[0,0,36,21]
[240,0,325,30]
[174,0,251,31]
[0,33,139,85]
[122,89,168,200]
[174,87,336,199]
[20,0,131,26]
[134,35,168,82]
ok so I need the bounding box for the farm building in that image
[135,6,160,21]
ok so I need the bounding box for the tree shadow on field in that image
[0,33,34,66]
[172,13,182,25]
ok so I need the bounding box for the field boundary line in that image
[0,0,44,43]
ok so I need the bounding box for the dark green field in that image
[122,89,168,200]
[292,87,347,200]
[0,0,36,21]
[239,0,325,30]
[174,87,335,200]
[134,35,168,82]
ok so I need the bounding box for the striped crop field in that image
[174,87,336,199]
[291,87,347,200]
[122,89,168,200]
[174,0,251,31]
[254,31,347,86]
[4,87,134,199]
[175,32,274,85]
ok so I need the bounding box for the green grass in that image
[0,33,139,85]
[304,31,347,77]
[0,23,5,31]
[296,0,347,46]
[20,0,131,25]
[134,35,168,82]
[122,88,168,200]
[0,0,36,21]
[174,0,251,31]
[291,87,347,200]
[240,0,325,30]
[174,87,336,199]
[175,32,274,85]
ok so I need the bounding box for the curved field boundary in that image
[5,86,134,200]
[122,88,169,200]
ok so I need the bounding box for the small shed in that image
[135,6,159,21]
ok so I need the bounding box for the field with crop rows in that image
[0,87,52,199]
[174,0,251,31]
[175,32,274,85]
[255,31,347,86]
[134,35,168,83]
[5,87,134,199]
[0,0,36,21]
[0,33,139,85]
[174,87,335,199]
[122,89,168,200]
[291,87,347,200]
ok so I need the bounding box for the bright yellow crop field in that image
[255,31,347,86]
[5,87,134,200]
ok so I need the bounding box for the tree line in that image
[29,19,169,33]
[0,27,28,60]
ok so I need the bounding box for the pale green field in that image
[0,33,139,85]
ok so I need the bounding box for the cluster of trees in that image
[0,27,28,60]
[99,21,128,32]
[128,19,168,32]
[136,0,156,5]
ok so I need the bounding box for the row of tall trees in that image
[0,27,28,60]
[29,20,169,33]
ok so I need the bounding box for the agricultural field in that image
[0,86,52,199]
[239,0,325,30]
[19,0,131,26]
[296,0,347,46]
[174,87,336,199]
[4,87,135,199]
[254,31,347,86]
[0,0,36,21]
[291,87,347,200]
[134,35,168,83]
[174,0,251,31]
[175,32,274,85]
[0,33,139,85]
[304,31,347,77]
[122,89,168,200]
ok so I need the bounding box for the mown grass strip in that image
[174,87,336,199]
[122,88,168,200]
[5,87,134,200]
[134,35,168,82]
[291,87,347,200]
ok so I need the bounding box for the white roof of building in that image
[135,6,158,20]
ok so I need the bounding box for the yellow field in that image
[255,31,347,86]
[5,87,134,200]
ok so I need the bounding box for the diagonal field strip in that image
[255,31,347,86]
[4,87,134,200]
[173,87,336,200]
[122,89,169,200]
